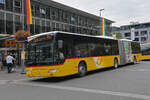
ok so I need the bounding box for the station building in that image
[118,22,150,44]
[0,0,113,35]
[0,0,113,65]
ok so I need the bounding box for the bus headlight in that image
[49,69,58,73]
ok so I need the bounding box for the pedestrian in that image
[6,53,16,73]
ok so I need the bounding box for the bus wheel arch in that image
[78,61,87,77]
[114,58,118,68]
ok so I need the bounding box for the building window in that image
[51,9,56,20]
[0,0,5,3]
[46,21,51,32]
[0,12,5,34]
[65,25,69,32]
[61,24,65,31]
[135,32,139,36]
[71,15,77,25]
[30,19,35,34]
[56,23,59,31]
[135,38,139,41]
[46,7,50,19]
[62,11,69,23]
[24,16,27,30]
[40,7,46,18]
[35,19,40,34]
[77,27,81,34]
[41,20,46,32]
[141,37,147,43]
[14,0,22,13]
[35,5,40,17]
[141,31,147,36]
[51,7,59,21]
[124,32,131,37]
[15,15,23,32]
[83,18,87,27]
[31,5,35,16]
[88,19,93,28]
[0,0,5,9]
[52,22,56,31]
[59,24,62,31]
[15,0,21,7]
[58,10,62,22]
[6,0,13,11]
[6,13,13,34]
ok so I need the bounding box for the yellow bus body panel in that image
[141,55,150,60]
[26,55,120,78]
[132,53,142,62]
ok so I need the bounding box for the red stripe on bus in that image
[67,55,120,60]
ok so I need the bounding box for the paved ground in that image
[0,61,150,100]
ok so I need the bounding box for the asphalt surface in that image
[0,61,150,100]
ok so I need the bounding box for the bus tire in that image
[114,58,118,68]
[133,56,137,64]
[78,62,87,77]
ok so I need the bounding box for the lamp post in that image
[14,30,31,74]
[99,9,104,17]
[99,9,104,35]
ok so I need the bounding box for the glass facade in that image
[0,0,112,36]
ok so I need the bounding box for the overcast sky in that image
[53,0,150,27]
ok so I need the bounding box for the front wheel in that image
[78,62,87,77]
[114,59,118,68]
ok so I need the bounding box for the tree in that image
[112,32,123,39]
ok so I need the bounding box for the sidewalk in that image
[0,65,24,73]
[0,66,27,81]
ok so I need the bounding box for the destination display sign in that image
[30,35,52,43]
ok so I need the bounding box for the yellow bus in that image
[141,49,150,60]
[26,31,141,77]
[141,43,150,60]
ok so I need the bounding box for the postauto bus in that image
[25,31,141,78]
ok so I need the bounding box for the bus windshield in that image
[26,35,54,66]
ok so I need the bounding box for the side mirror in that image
[58,40,63,49]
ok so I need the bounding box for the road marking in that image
[13,80,150,100]
[126,69,150,72]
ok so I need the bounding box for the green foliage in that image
[112,32,123,39]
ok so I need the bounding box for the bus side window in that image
[73,38,89,57]
[75,48,80,57]
[63,39,73,58]
[58,40,63,49]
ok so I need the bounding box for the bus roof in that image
[28,31,117,42]
[120,39,133,41]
